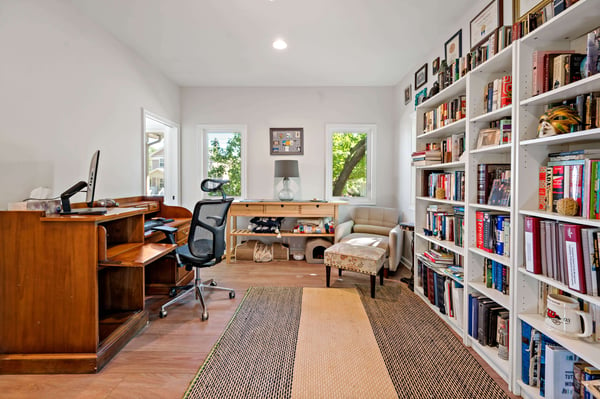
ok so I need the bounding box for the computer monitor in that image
[60,150,107,215]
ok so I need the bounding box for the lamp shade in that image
[274,160,299,178]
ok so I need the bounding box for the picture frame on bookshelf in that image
[476,128,502,149]
[470,0,503,50]
[512,0,550,22]
[432,57,440,75]
[415,64,428,90]
[445,29,462,63]
[404,84,412,105]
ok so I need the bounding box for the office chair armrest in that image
[152,225,178,244]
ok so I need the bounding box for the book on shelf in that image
[585,29,600,78]
[468,293,483,339]
[451,282,464,325]
[532,50,574,96]
[545,345,576,399]
[477,164,510,205]
[487,178,511,206]
[477,300,503,347]
[521,322,542,386]
[496,311,509,360]
[538,333,559,397]
[483,258,510,295]
[524,216,542,274]
[564,223,586,293]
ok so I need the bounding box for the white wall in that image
[180,87,396,213]
[393,0,513,223]
[0,0,180,208]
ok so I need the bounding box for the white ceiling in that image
[65,0,475,87]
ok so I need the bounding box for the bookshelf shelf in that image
[517,381,542,399]
[415,196,464,206]
[470,44,513,75]
[415,160,465,170]
[417,118,466,140]
[417,78,467,111]
[518,313,600,370]
[469,143,512,155]
[470,104,512,122]
[415,232,464,256]
[468,203,511,213]
[519,209,600,228]
[519,127,600,147]
[517,267,600,307]
[468,247,511,267]
[469,281,511,310]
[467,336,511,382]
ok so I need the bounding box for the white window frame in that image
[197,124,247,199]
[325,123,376,205]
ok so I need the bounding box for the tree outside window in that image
[201,126,246,198]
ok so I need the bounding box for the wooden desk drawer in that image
[230,204,264,216]
[300,203,334,217]
[264,204,300,216]
[176,224,190,244]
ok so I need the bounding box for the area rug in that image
[184,286,510,399]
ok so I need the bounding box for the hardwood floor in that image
[0,261,518,398]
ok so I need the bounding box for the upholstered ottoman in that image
[324,243,386,298]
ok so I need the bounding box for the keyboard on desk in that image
[144,217,175,232]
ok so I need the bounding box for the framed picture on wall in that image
[270,128,304,155]
[470,0,503,50]
[414,64,427,90]
[404,84,412,105]
[512,0,550,22]
[444,30,462,63]
[432,57,440,75]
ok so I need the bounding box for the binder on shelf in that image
[524,216,542,274]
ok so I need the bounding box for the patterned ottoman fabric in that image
[324,243,385,275]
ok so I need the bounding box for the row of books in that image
[538,149,600,218]
[477,163,511,205]
[521,321,600,398]
[421,95,466,133]
[423,170,465,202]
[476,211,511,257]
[483,257,510,295]
[512,0,582,42]
[524,216,600,295]
[546,93,600,133]
[411,149,441,166]
[483,75,512,113]
[531,28,600,97]
[420,133,465,164]
[417,258,464,325]
[423,204,459,244]
[468,293,509,359]
[454,206,465,248]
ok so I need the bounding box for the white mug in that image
[545,293,593,338]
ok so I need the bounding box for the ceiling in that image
[65,0,475,87]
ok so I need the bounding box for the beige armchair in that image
[334,206,403,272]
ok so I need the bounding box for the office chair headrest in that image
[201,178,229,199]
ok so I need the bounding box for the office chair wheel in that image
[201,313,209,321]
[159,310,168,318]
[229,291,235,299]
[210,281,218,286]
[168,287,177,297]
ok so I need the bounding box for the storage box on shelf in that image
[515,1,600,397]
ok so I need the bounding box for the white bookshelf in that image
[412,3,600,394]
[513,0,600,396]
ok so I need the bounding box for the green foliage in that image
[331,132,367,197]
[207,134,242,196]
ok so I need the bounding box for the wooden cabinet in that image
[0,207,176,374]
[226,201,340,262]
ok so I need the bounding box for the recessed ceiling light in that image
[273,39,287,50]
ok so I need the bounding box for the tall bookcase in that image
[413,1,600,395]
[514,1,600,398]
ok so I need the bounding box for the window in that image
[143,110,180,205]
[325,124,375,204]
[199,125,247,198]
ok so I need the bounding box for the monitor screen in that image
[86,150,100,206]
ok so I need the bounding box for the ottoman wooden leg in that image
[338,269,342,277]
[370,275,376,298]
[380,267,384,286]
[326,266,331,287]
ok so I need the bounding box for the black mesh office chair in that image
[153,179,234,321]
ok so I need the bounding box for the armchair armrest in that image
[334,220,354,243]
[388,225,403,272]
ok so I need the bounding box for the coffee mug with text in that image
[545,293,592,338]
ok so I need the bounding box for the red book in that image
[532,50,573,96]
[476,211,485,250]
[552,165,566,212]
[524,216,542,274]
[500,75,512,107]
[563,224,586,293]
[539,166,550,210]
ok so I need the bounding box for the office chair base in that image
[158,278,235,321]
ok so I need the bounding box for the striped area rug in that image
[184,286,510,399]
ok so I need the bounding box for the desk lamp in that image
[274,160,299,201]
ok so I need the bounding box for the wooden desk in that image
[0,207,176,374]
[226,201,340,263]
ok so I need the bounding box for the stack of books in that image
[411,150,441,166]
